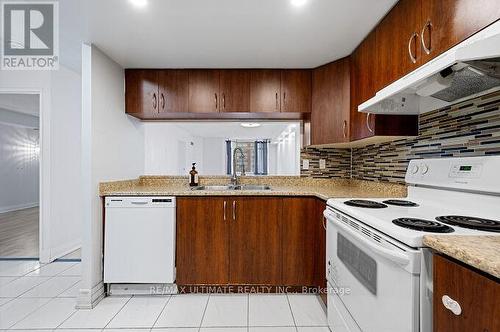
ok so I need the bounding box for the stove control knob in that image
[411,165,419,174]
[421,164,429,175]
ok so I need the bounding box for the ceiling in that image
[173,122,298,139]
[0,94,40,116]
[63,0,397,70]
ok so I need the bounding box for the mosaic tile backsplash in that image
[301,91,500,184]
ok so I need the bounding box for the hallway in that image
[0,207,38,258]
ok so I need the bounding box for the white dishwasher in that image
[104,196,176,283]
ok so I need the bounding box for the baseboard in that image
[0,203,39,214]
[76,281,105,309]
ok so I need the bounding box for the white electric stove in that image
[324,156,500,332]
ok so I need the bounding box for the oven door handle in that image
[325,212,411,266]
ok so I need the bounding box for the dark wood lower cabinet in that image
[176,197,229,284]
[176,196,326,292]
[230,197,282,285]
[433,255,500,332]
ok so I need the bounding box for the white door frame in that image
[0,88,50,263]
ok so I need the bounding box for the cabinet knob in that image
[442,295,462,316]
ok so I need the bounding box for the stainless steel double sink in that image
[191,184,272,191]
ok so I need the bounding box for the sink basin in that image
[191,185,235,191]
[191,184,272,191]
[234,185,272,191]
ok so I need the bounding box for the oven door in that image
[325,207,421,332]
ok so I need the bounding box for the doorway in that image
[0,93,41,259]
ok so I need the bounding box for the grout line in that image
[198,293,211,332]
[151,294,173,328]
[102,295,134,329]
[247,293,250,332]
[285,294,298,332]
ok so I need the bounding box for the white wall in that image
[0,122,39,213]
[143,123,202,175]
[0,66,82,262]
[202,137,226,175]
[80,44,145,308]
[274,126,301,175]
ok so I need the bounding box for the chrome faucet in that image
[231,147,246,185]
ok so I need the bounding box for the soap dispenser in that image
[189,163,199,187]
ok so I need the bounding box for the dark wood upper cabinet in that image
[125,69,159,116]
[433,255,500,332]
[421,0,500,62]
[188,70,220,113]
[176,197,229,285]
[250,70,282,113]
[158,70,188,113]
[311,57,350,145]
[376,0,422,89]
[229,197,282,285]
[281,70,312,113]
[219,70,251,113]
[350,32,378,141]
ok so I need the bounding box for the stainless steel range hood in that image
[359,21,500,114]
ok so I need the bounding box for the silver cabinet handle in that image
[215,93,218,110]
[342,120,347,138]
[408,32,419,64]
[222,93,226,110]
[223,201,227,221]
[232,201,236,221]
[366,113,374,133]
[152,93,157,110]
[421,20,432,55]
[442,295,462,316]
[161,93,165,110]
[275,92,279,110]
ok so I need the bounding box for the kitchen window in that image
[226,140,269,176]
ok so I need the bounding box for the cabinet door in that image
[376,0,422,90]
[188,70,220,113]
[311,58,350,145]
[350,32,377,141]
[315,200,327,304]
[282,198,320,286]
[229,197,282,284]
[421,0,500,62]
[176,197,229,284]
[433,255,500,332]
[219,70,250,113]
[125,69,159,116]
[250,70,281,113]
[281,70,312,113]
[158,70,188,113]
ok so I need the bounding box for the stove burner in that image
[344,200,388,209]
[436,215,500,233]
[383,199,419,207]
[392,218,455,233]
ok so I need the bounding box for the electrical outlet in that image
[302,159,310,170]
[319,159,326,169]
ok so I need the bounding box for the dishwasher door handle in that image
[130,201,149,205]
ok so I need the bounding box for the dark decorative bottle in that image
[189,163,199,187]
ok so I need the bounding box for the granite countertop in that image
[99,176,408,201]
[423,235,500,279]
